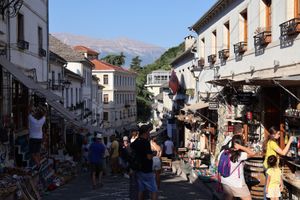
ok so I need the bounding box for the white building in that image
[91,75,104,128]
[145,70,171,97]
[92,59,137,136]
[49,35,96,127]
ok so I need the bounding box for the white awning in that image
[0,57,61,101]
[0,57,86,127]
[182,101,209,112]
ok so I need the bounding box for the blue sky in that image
[49,0,216,48]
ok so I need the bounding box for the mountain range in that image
[51,33,166,67]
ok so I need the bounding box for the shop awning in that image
[0,57,87,127]
[0,57,61,101]
[206,79,234,86]
[208,76,300,87]
[182,101,209,112]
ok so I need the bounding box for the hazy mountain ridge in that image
[51,33,166,66]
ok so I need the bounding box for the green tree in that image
[135,43,185,122]
[130,56,142,72]
[101,52,126,66]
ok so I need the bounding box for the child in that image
[266,155,283,200]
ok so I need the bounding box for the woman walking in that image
[150,135,162,189]
[218,135,255,200]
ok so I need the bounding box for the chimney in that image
[184,35,195,51]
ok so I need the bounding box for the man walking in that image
[131,124,158,200]
[89,133,106,189]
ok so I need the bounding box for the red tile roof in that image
[91,59,134,74]
[74,45,99,55]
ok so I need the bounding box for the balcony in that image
[0,43,7,56]
[198,57,205,67]
[207,54,216,64]
[17,39,29,50]
[233,42,247,54]
[39,48,46,57]
[49,80,63,91]
[254,31,272,46]
[280,18,300,36]
[218,49,229,60]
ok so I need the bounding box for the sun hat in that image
[96,133,103,139]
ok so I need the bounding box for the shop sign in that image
[209,101,219,110]
[237,92,255,104]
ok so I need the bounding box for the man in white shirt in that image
[163,137,174,160]
[29,102,46,168]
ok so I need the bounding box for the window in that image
[65,88,69,107]
[212,30,217,55]
[76,88,78,103]
[224,21,230,50]
[38,26,43,50]
[71,88,73,106]
[103,75,108,84]
[295,0,300,17]
[58,73,61,85]
[263,0,272,31]
[240,9,248,42]
[51,71,55,87]
[104,94,109,104]
[200,38,205,60]
[103,112,108,121]
[17,13,24,41]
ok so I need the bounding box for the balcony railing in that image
[17,39,29,50]
[208,54,216,64]
[280,18,300,36]
[39,48,46,57]
[233,42,247,54]
[254,31,272,46]
[218,49,229,60]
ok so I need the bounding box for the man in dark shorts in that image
[28,101,46,169]
[131,124,158,200]
[89,133,105,189]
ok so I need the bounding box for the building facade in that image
[92,59,137,136]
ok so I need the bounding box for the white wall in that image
[195,0,300,82]
[9,0,48,82]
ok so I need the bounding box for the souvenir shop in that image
[0,94,80,200]
[176,102,218,181]
[212,79,300,199]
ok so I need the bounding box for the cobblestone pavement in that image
[42,171,214,200]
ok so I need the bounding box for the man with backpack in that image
[217,135,255,200]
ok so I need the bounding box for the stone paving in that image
[42,171,215,200]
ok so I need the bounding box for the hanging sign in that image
[209,101,219,110]
[237,92,255,105]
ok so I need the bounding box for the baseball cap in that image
[96,133,103,139]
[123,136,129,141]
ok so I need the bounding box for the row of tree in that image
[100,43,185,122]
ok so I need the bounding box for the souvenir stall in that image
[176,107,218,182]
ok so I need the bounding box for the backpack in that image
[218,150,242,178]
[127,147,142,171]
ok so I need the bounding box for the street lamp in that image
[0,0,23,17]
[190,65,202,80]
